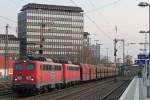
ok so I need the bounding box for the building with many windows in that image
[0,34,19,59]
[18,3,84,62]
[90,44,100,58]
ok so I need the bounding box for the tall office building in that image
[18,3,84,62]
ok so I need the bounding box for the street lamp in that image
[138,2,150,97]
[138,2,149,7]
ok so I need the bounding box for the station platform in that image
[119,76,150,100]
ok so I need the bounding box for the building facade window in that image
[18,3,84,62]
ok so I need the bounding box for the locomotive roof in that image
[41,61,62,65]
[15,60,62,65]
[64,64,79,67]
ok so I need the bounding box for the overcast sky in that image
[0,0,149,62]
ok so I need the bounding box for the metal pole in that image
[106,48,109,66]
[95,40,99,65]
[99,45,101,64]
[106,48,109,76]
[148,5,150,98]
[87,37,90,64]
[96,42,98,65]
[114,39,117,67]
[122,40,125,75]
[114,38,117,81]
[4,24,9,78]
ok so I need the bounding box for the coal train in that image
[12,58,118,95]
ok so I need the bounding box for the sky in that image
[0,0,149,62]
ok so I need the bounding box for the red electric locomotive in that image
[63,64,80,85]
[13,60,64,94]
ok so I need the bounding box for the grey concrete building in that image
[0,34,19,59]
[18,3,84,62]
[90,44,100,58]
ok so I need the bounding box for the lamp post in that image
[138,2,150,97]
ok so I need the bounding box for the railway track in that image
[0,80,13,96]
[1,77,131,100]
[0,89,13,96]
[101,79,131,100]
[20,78,115,100]
[64,78,130,100]
[37,77,130,100]
[55,79,117,100]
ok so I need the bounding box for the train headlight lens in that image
[26,76,34,81]
[31,78,34,81]
[17,76,22,80]
[14,78,17,81]
[26,76,30,80]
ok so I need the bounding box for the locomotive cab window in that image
[26,64,35,70]
[42,64,52,71]
[68,66,80,71]
[15,64,23,70]
[54,65,61,71]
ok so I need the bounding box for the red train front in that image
[13,60,64,94]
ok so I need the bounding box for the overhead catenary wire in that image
[85,0,114,37]
[85,15,113,40]
[6,0,19,9]
[0,16,17,32]
[85,0,122,14]
[69,0,113,40]
[86,0,95,8]
[0,16,17,24]
[89,0,114,28]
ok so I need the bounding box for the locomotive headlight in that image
[17,76,22,80]
[26,76,31,80]
[26,76,34,81]
[31,78,34,81]
[14,78,17,81]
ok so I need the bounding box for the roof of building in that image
[21,3,83,12]
[0,34,19,41]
